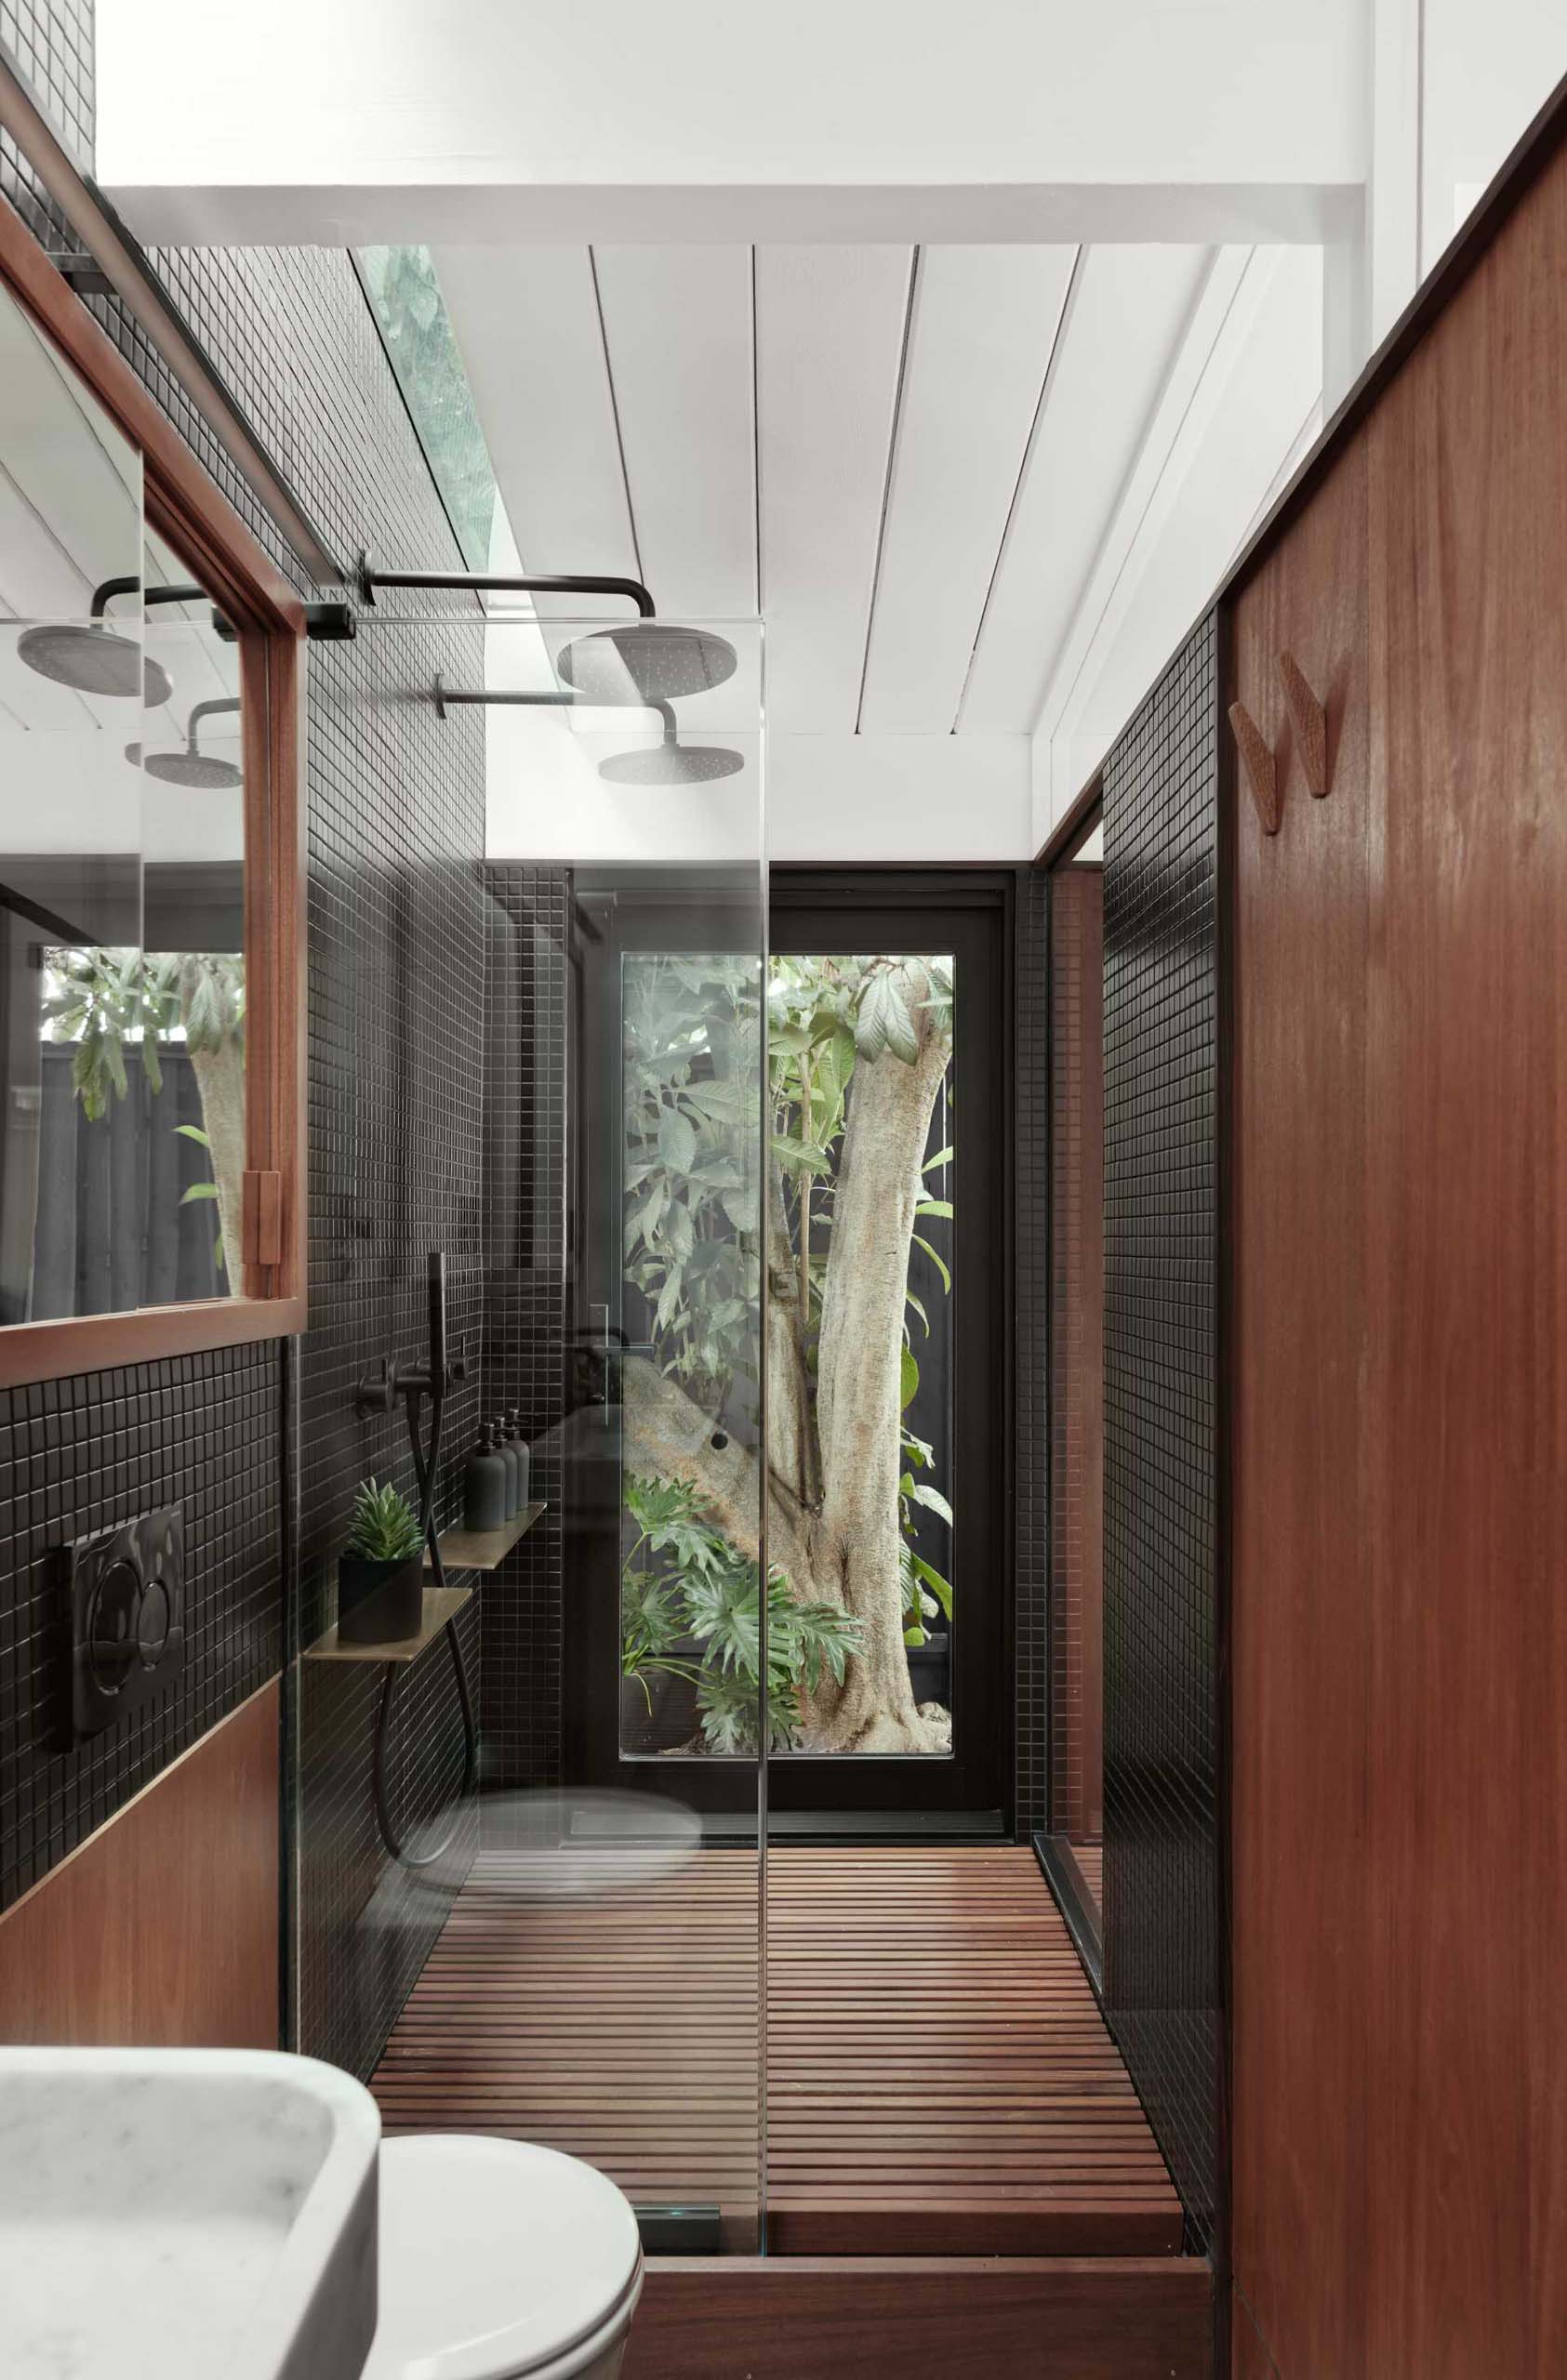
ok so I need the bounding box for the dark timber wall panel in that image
[1230,126,1567,2380]
[1099,615,1221,2254]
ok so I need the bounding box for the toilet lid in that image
[365,2135,643,2380]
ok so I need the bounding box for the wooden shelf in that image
[425,1499,546,1573]
[306,1584,471,1666]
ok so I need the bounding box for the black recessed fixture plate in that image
[60,1506,186,1747]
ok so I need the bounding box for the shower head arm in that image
[429,673,674,734]
[358,550,654,617]
[185,695,241,747]
[87,576,209,620]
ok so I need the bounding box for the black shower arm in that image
[89,575,206,619]
[430,674,675,734]
[357,553,655,617]
[88,575,353,644]
[185,696,242,745]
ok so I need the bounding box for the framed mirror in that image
[0,194,305,1383]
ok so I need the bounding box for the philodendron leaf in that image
[909,1481,954,1527]
[180,1182,220,1205]
[174,1123,211,1146]
[916,1197,953,1220]
[900,1345,920,1410]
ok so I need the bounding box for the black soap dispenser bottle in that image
[493,1414,521,1517]
[504,1408,531,1511]
[465,1421,509,1532]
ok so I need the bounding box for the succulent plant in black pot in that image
[339,1478,426,1644]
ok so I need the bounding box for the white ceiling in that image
[434,240,1219,746]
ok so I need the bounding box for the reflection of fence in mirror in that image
[0,246,246,1322]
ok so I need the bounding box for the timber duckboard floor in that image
[370,1843,1182,2256]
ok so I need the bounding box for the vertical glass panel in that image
[356,247,498,571]
[0,263,145,1323]
[290,614,765,2256]
[137,530,246,1303]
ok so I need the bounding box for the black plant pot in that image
[338,1554,424,1645]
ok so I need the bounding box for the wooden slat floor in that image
[371,1844,1181,2256]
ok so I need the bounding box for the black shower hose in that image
[370,1366,479,1870]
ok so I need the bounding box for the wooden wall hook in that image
[1276,650,1330,796]
[1228,700,1280,835]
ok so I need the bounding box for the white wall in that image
[1422,0,1566,271]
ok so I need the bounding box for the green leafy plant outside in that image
[345,1477,425,1565]
[618,946,956,1756]
[620,1471,860,1754]
[766,954,957,1651]
[42,945,246,1284]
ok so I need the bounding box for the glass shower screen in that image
[286,612,765,2256]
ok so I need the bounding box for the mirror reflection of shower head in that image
[138,696,243,788]
[15,576,211,703]
[597,735,744,786]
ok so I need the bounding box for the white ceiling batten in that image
[754,245,911,735]
[591,245,757,623]
[433,244,638,586]
[1041,244,1325,830]
[858,245,1076,736]
[955,244,1214,734]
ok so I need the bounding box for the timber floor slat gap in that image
[369,1844,1181,2256]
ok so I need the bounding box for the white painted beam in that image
[765,734,1031,861]
[98,0,1366,245]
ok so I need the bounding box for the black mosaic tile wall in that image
[477,866,570,1831]
[1100,613,1222,2253]
[0,0,92,241]
[0,7,489,2077]
[1014,866,1051,1837]
[0,1348,279,1911]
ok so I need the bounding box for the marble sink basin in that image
[0,2046,379,2380]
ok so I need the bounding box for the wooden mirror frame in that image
[0,195,307,1387]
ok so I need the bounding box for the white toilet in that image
[364,2135,644,2380]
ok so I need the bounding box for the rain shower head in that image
[136,696,243,789]
[598,737,744,786]
[18,622,172,706]
[142,745,243,789]
[556,622,738,704]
